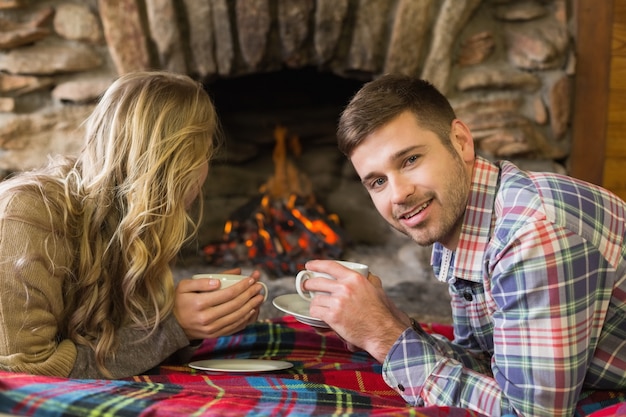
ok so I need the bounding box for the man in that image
[302,74,626,417]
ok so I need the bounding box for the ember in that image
[203,126,348,276]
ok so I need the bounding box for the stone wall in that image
[0,0,575,250]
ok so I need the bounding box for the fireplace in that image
[198,69,381,275]
[0,0,575,286]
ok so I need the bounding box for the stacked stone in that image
[0,2,108,176]
[0,0,573,178]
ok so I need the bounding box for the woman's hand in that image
[173,269,265,340]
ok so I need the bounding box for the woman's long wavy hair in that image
[4,71,218,376]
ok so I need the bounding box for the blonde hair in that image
[2,71,218,376]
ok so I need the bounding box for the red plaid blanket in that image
[0,316,623,416]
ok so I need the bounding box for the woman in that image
[0,71,266,379]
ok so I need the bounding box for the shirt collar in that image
[431,156,500,283]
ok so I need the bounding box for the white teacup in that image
[295,260,369,301]
[192,273,268,302]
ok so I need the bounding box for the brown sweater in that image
[0,191,195,379]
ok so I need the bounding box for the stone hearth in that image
[0,0,576,322]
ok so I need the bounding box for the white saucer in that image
[272,294,330,328]
[189,359,293,373]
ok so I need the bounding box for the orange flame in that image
[290,208,340,245]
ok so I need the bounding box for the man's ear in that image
[450,119,475,163]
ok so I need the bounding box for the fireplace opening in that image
[203,124,350,277]
[200,69,371,276]
[205,67,365,151]
[206,67,365,115]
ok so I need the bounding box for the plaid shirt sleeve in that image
[382,326,504,411]
[382,158,626,417]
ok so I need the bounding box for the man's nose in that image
[389,176,414,204]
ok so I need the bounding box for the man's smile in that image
[397,199,432,223]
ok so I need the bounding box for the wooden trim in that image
[570,0,614,185]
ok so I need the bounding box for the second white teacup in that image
[295,260,369,301]
[192,273,268,302]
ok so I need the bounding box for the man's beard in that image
[395,159,469,247]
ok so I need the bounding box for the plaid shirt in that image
[383,156,626,417]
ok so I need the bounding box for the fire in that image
[203,125,347,276]
[290,208,341,245]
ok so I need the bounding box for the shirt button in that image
[463,292,473,301]
[398,384,405,392]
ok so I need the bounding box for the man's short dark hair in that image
[337,74,457,157]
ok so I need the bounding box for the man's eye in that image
[407,155,419,165]
[371,177,386,188]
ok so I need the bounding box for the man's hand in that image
[304,260,410,362]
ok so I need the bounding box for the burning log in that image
[203,126,348,277]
